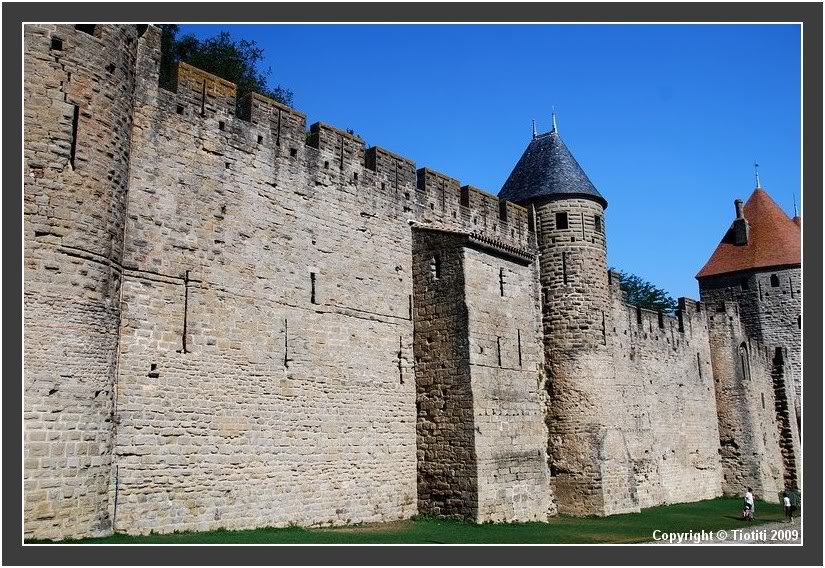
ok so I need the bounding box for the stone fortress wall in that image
[23,24,799,540]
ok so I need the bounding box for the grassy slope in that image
[29,497,785,545]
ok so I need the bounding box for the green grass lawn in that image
[29,497,785,544]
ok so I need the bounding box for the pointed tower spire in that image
[792,193,798,217]
[532,119,537,140]
[754,161,761,188]
[551,106,558,133]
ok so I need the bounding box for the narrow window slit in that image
[562,252,568,285]
[431,255,441,280]
[517,330,522,368]
[200,80,206,116]
[602,311,607,345]
[69,104,80,169]
[398,336,404,384]
[499,268,505,297]
[276,109,282,146]
[310,272,317,304]
[697,352,702,378]
[283,318,290,369]
[180,270,190,354]
[496,337,502,367]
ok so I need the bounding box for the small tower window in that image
[431,255,441,280]
[555,212,568,230]
[770,274,779,287]
[594,215,603,234]
[75,24,98,36]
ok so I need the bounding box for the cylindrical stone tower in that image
[499,121,636,515]
[24,24,142,540]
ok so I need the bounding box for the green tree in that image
[612,269,678,314]
[158,25,293,107]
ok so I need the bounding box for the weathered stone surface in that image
[23,24,800,541]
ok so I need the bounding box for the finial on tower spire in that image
[793,193,798,217]
[551,106,558,133]
[532,119,537,140]
[754,161,761,188]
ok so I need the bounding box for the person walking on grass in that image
[784,493,793,523]
[743,487,755,521]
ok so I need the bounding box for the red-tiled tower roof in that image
[697,188,801,279]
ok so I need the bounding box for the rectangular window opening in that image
[75,24,97,36]
[218,120,225,131]
[657,311,665,329]
[555,211,568,230]
[594,215,603,234]
[431,255,441,280]
[50,37,63,51]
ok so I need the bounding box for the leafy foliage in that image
[158,25,293,107]
[612,269,678,314]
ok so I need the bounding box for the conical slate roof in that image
[696,188,801,279]
[498,129,607,208]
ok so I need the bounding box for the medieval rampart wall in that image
[111,26,533,535]
[604,275,723,509]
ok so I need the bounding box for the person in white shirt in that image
[743,487,755,520]
[783,493,793,522]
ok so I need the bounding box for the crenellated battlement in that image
[608,270,705,342]
[28,24,774,539]
[138,26,530,249]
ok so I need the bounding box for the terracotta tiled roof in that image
[697,188,801,279]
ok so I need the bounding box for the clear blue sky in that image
[180,24,801,300]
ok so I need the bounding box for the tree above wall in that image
[158,24,294,107]
[611,269,678,314]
